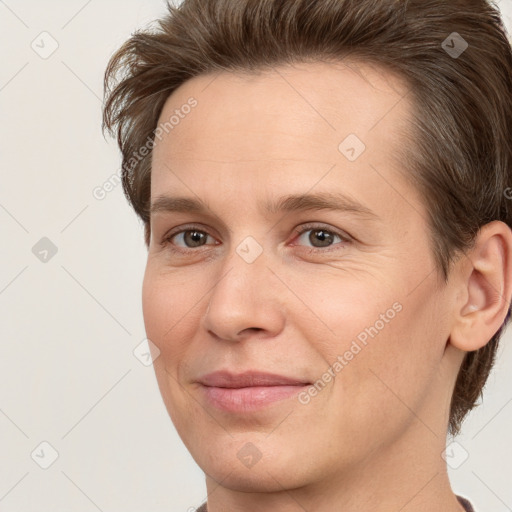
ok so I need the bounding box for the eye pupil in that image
[310,229,334,247]
[185,230,206,247]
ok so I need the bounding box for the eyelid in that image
[162,223,219,247]
[292,222,352,241]
[289,222,352,251]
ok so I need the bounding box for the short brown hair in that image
[102,0,512,436]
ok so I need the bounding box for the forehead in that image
[150,60,423,225]
[152,59,411,171]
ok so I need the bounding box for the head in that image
[103,0,512,495]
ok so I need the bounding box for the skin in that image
[142,61,512,512]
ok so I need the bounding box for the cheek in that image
[337,285,445,429]
[290,271,403,355]
[141,266,201,366]
[296,271,444,411]
[141,267,203,427]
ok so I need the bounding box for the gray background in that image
[1,0,511,510]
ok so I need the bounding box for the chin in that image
[187,433,314,492]
[202,459,306,493]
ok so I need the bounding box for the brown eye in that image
[295,226,347,249]
[167,229,215,248]
[308,229,335,247]
[182,230,208,247]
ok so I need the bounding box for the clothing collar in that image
[196,495,476,511]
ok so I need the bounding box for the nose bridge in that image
[202,234,283,340]
[209,234,268,312]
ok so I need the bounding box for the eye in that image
[163,227,217,250]
[160,223,351,255]
[292,224,350,251]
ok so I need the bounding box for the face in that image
[142,61,459,492]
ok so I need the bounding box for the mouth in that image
[196,370,312,413]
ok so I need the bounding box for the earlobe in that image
[449,220,512,352]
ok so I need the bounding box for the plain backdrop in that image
[1,1,511,511]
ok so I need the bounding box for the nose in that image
[201,243,285,343]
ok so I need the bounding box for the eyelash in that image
[160,223,352,255]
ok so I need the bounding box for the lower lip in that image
[200,384,309,412]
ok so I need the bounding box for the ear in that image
[449,220,512,352]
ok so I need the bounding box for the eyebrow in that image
[150,192,380,220]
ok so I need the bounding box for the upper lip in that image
[197,370,310,388]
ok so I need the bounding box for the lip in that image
[196,370,311,413]
[198,370,310,388]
